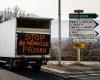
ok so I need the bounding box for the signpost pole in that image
[74,10,84,64]
[58,0,61,66]
[73,42,86,64]
[77,48,80,63]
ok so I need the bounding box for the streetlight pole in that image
[58,0,61,66]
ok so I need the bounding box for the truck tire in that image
[31,60,42,71]
[8,58,16,70]
[31,64,41,71]
[0,62,6,67]
[18,61,28,69]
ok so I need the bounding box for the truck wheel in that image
[31,60,42,71]
[8,58,15,70]
[31,64,41,71]
[19,63,28,69]
[0,62,6,67]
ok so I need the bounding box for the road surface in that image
[0,65,100,80]
[0,65,76,80]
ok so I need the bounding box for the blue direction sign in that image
[69,13,98,19]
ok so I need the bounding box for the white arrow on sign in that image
[69,19,98,29]
[69,29,99,38]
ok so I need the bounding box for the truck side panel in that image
[0,18,16,57]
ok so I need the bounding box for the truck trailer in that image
[0,17,52,70]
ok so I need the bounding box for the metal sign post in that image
[74,10,83,64]
[77,48,80,63]
[58,0,61,66]
[73,42,86,63]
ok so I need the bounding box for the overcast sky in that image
[0,0,100,38]
[0,0,100,20]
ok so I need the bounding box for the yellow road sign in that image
[74,9,84,13]
[73,42,86,48]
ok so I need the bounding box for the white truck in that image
[0,17,52,70]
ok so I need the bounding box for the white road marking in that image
[41,66,67,73]
[89,73,99,76]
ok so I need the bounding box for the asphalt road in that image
[65,69,100,80]
[0,66,76,80]
[42,66,100,80]
[0,65,100,80]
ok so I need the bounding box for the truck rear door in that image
[16,17,52,55]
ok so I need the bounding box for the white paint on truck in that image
[0,18,16,57]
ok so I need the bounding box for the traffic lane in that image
[0,66,76,80]
[0,66,30,80]
[11,68,67,80]
[61,69,100,80]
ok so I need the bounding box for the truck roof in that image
[17,17,52,21]
[17,17,52,29]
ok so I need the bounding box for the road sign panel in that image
[72,38,98,42]
[69,12,99,42]
[69,29,99,38]
[69,13,98,19]
[74,10,84,13]
[73,42,86,48]
[69,19,98,29]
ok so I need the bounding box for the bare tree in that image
[13,6,20,17]
[81,42,97,61]
[1,6,26,22]
[19,10,25,17]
